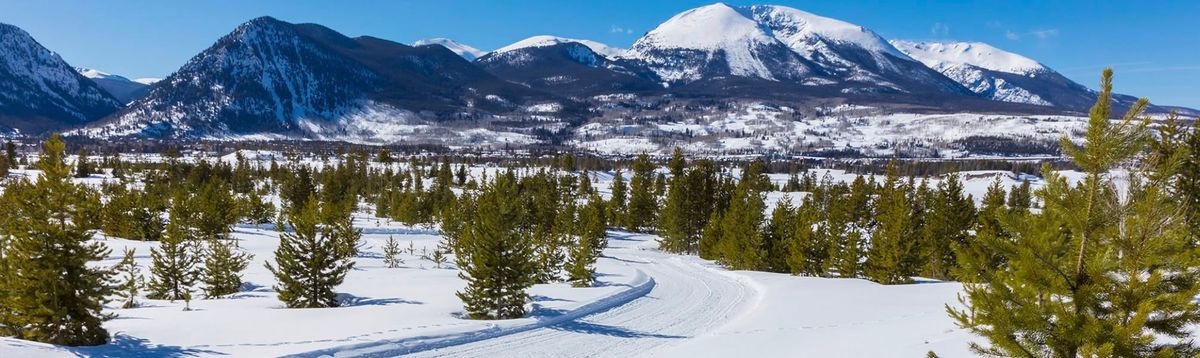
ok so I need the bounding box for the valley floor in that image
[0,219,975,358]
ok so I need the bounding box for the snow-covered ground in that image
[1,162,1112,357]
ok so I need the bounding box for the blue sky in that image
[3,0,1198,108]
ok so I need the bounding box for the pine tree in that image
[111,248,142,309]
[1181,118,1200,240]
[567,195,608,287]
[950,69,1200,357]
[455,175,538,320]
[266,196,355,308]
[788,197,828,276]
[74,148,92,178]
[762,198,794,273]
[714,182,766,270]
[0,153,9,178]
[921,173,975,280]
[608,169,628,228]
[625,153,657,232]
[147,200,200,301]
[201,238,252,298]
[383,236,403,268]
[864,161,918,284]
[0,134,112,345]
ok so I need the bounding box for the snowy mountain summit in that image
[622,3,965,95]
[892,40,1098,108]
[413,38,486,61]
[493,35,626,59]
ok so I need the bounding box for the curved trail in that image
[312,232,757,358]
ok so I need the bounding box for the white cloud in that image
[1005,31,1021,41]
[930,22,950,36]
[610,25,634,35]
[1029,28,1059,39]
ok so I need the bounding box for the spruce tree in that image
[147,200,200,301]
[921,173,975,280]
[112,248,142,309]
[74,148,92,178]
[788,197,828,276]
[608,169,627,228]
[201,238,252,298]
[266,196,355,308]
[455,175,538,320]
[625,153,657,232]
[950,69,1200,357]
[383,236,403,268]
[864,161,918,284]
[567,195,608,287]
[762,198,794,273]
[714,182,766,270]
[0,134,112,345]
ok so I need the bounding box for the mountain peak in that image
[890,40,1046,75]
[493,35,625,58]
[413,38,486,60]
[746,5,907,58]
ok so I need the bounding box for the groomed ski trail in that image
[300,232,759,358]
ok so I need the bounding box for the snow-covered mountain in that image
[81,17,557,140]
[623,3,821,84]
[413,38,485,61]
[477,37,656,96]
[0,23,121,134]
[889,40,1177,113]
[620,3,966,97]
[76,67,153,104]
[493,35,626,59]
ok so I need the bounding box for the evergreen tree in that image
[1181,118,1200,240]
[266,196,355,308]
[951,69,1200,357]
[111,248,141,309]
[567,195,608,287]
[74,148,92,178]
[455,175,538,320]
[201,238,252,298]
[788,197,828,276]
[864,161,919,284]
[147,199,200,301]
[1007,180,1033,209]
[608,169,628,227]
[0,153,9,178]
[762,198,794,273]
[382,236,403,268]
[921,173,975,280]
[714,181,766,270]
[0,134,112,345]
[626,153,658,232]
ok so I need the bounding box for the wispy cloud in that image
[930,22,950,37]
[1029,28,1059,40]
[1005,31,1021,41]
[610,25,633,35]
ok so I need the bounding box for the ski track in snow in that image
[295,232,758,358]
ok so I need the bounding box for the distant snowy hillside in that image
[76,67,152,103]
[413,38,486,61]
[0,23,121,133]
[493,35,626,59]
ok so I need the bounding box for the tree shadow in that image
[68,333,225,357]
[602,255,650,265]
[336,293,423,307]
[548,321,686,339]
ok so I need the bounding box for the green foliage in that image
[0,134,113,346]
[383,236,403,268]
[714,181,766,270]
[567,195,608,287]
[112,248,142,309]
[201,238,252,298]
[147,197,200,301]
[454,174,538,320]
[625,153,658,232]
[951,69,1200,357]
[864,161,919,284]
[266,195,356,308]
